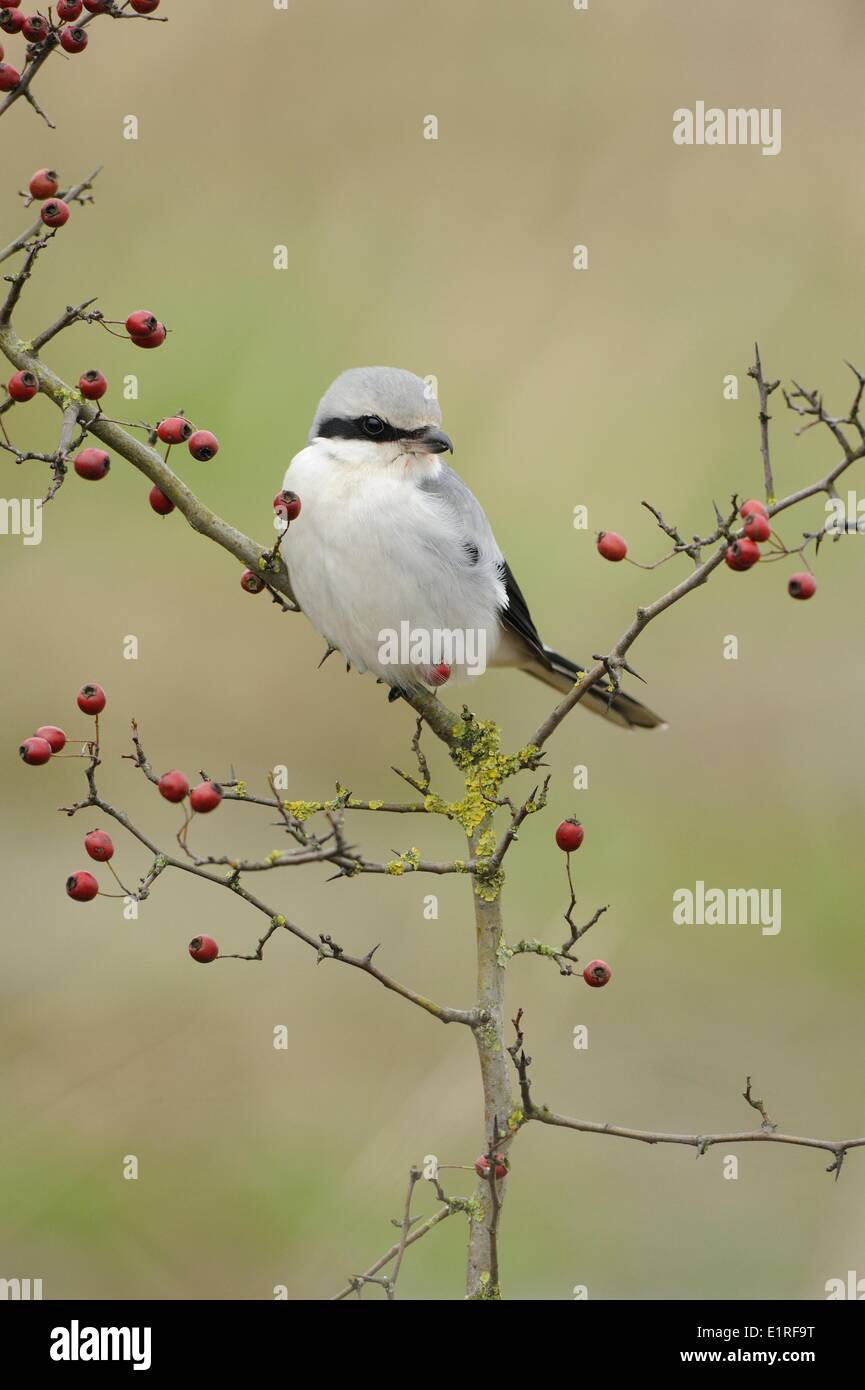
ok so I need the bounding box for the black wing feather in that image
[500,560,553,669]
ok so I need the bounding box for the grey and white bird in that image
[279,367,663,729]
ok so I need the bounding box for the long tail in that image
[525,647,666,730]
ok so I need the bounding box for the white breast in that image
[280,444,505,688]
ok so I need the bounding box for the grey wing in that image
[416,465,552,659]
[416,462,507,589]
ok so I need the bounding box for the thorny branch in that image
[748,343,780,501]
[59,725,480,1029]
[0,7,167,130]
[330,1169,475,1300]
[507,1013,865,1182]
[121,722,477,878]
[528,353,865,752]
[0,167,102,264]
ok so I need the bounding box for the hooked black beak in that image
[414,426,454,455]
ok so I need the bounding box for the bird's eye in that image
[362,415,386,437]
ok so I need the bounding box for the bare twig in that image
[509,1016,865,1177]
[330,1180,464,1301]
[747,343,780,501]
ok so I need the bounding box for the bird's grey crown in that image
[309,367,443,441]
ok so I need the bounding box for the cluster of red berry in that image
[722,499,816,597]
[66,826,113,904]
[156,770,222,813]
[7,358,219,490]
[554,818,612,988]
[158,772,224,965]
[19,167,71,226]
[5,226,222,508]
[19,679,222,963]
[147,416,220,514]
[19,680,105,766]
[22,684,108,903]
[596,502,816,600]
[474,1154,507,1181]
[124,308,166,352]
[0,1,160,90]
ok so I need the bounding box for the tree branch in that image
[508,1014,864,1180]
[330,1172,469,1300]
[0,167,102,264]
[747,342,780,502]
[60,734,479,1029]
[0,3,165,128]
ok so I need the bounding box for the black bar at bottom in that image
[2,1298,860,1373]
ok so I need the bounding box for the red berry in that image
[474,1154,507,1181]
[125,310,158,338]
[131,322,166,349]
[131,0,160,11]
[188,429,219,461]
[428,662,451,687]
[190,781,222,814]
[788,572,816,601]
[597,530,628,562]
[76,683,106,715]
[724,538,761,571]
[740,498,769,520]
[29,168,58,200]
[41,198,70,228]
[0,60,19,88]
[19,735,53,765]
[189,934,219,963]
[158,770,189,803]
[583,959,612,988]
[273,490,301,521]
[35,724,66,752]
[66,871,99,902]
[21,14,48,41]
[742,511,771,543]
[84,829,114,862]
[555,819,584,853]
[240,568,265,594]
[148,484,174,515]
[60,24,87,52]
[78,369,107,400]
[0,9,25,34]
[57,0,83,17]
[157,415,192,444]
[7,369,38,402]
[74,447,110,481]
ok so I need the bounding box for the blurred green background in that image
[2,0,864,1301]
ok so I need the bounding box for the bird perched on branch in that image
[279,367,663,729]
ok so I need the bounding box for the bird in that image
[279,367,664,729]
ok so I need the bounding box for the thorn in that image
[620,659,646,683]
